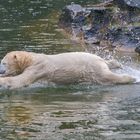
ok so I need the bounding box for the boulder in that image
[116,0,140,9]
[59,1,140,53]
[59,3,85,27]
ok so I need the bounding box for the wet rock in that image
[85,37,100,44]
[89,8,111,27]
[84,7,113,44]
[106,27,140,45]
[134,27,140,53]
[135,45,140,54]
[59,3,85,27]
[59,3,87,37]
[59,1,140,53]
[115,0,140,9]
[113,0,140,23]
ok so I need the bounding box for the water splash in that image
[116,65,140,83]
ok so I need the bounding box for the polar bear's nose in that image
[0,64,6,74]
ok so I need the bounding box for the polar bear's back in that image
[50,52,105,66]
[45,52,109,84]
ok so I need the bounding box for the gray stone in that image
[59,1,140,52]
[124,0,140,8]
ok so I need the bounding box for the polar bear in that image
[0,51,135,89]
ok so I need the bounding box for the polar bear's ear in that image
[13,54,18,61]
[14,55,17,59]
[13,54,20,63]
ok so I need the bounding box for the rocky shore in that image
[59,0,140,54]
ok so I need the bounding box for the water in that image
[0,0,140,140]
[1,84,140,140]
[0,0,99,58]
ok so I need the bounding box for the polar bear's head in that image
[0,51,32,76]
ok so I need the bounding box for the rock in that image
[84,7,113,44]
[59,3,86,27]
[119,0,140,8]
[135,45,140,53]
[59,1,140,53]
[85,36,100,44]
[59,3,88,38]
[105,26,140,47]
[88,7,111,29]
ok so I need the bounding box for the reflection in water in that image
[0,85,140,139]
[0,0,89,58]
[0,0,140,139]
[6,105,32,124]
[3,105,32,139]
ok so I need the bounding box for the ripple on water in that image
[0,84,140,139]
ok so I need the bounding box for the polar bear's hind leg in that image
[101,71,136,84]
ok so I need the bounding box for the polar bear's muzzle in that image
[0,63,6,74]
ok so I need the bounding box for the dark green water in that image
[0,0,140,140]
[0,0,100,58]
